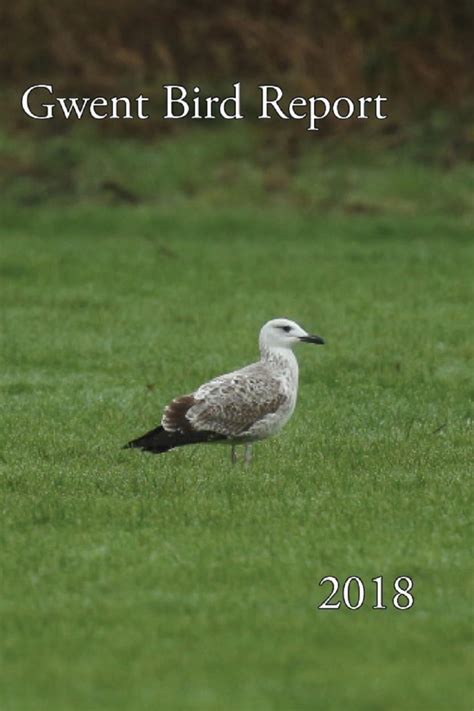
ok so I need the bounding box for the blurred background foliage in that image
[1,1,472,122]
[0,0,474,100]
[0,0,472,206]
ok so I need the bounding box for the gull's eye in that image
[279,325,291,333]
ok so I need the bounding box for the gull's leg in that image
[244,444,253,466]
[231,445,238,465]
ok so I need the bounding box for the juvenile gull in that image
[125,318,324,463]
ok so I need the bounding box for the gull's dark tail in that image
[124,425,225,455]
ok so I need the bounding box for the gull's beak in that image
[299,334,325,345]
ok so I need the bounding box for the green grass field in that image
[1,139,473,710]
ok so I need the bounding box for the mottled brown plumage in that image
[162,395,197,432]
[124,318,324,460]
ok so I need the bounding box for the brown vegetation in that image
[1,1,472,111]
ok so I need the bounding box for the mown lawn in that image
[0,196,472,710]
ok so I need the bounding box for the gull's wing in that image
[162,364,286,438]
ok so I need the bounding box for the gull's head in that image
[259,318,325,351]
